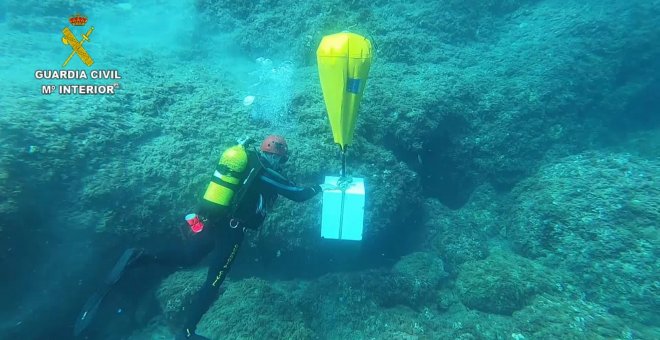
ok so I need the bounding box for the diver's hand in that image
[319,183,338,191]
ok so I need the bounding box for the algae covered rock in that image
[509,152,659,260]
[513,295,647,339]
[153,274,313,339]
[428,185,508,274]
[393,251,448,286]
[300,264,445,334]
[197,278,314,339]
[392,251,449,305]
[455,252,551,315]
[507,151,659,323]
[155,269,207,322]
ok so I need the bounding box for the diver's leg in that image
[75,228,215,336]
[181,226,245,337]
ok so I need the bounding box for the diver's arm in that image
[259,168,321,202]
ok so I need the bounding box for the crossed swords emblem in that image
[61,26,95,68]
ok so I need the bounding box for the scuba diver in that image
[74,135,334,340]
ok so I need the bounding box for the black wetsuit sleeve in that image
[259,168,321,202]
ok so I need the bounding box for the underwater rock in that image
[387,252,449,309]
[197,278,314,339]
[455,252,551,315]
[427,185,509,274]
[513,294,644,339]
[507,151,659,323]
[153,274,313,338]
[155,269,206,323]
[393,252,448,283]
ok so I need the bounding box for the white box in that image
[321,176,365,241]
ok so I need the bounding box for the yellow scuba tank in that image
[203,144,249,207]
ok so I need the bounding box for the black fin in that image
[73,248,143,336]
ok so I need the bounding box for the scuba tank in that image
[187,137,267,233]
[202,142,251,208]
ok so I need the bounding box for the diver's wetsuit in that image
[134,153,321,336]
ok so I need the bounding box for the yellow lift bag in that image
[317,32,373,151]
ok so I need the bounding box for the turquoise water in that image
[1,0,659,339]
